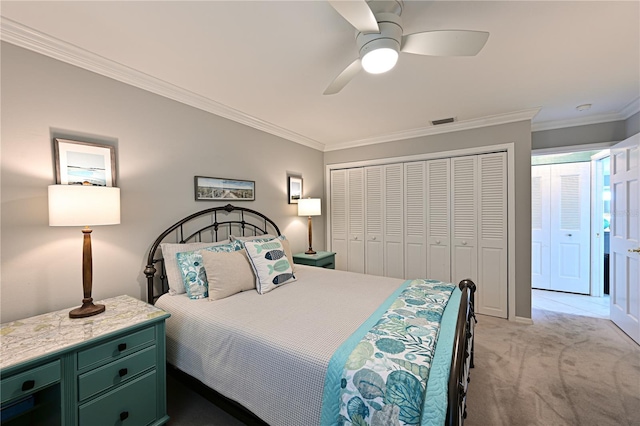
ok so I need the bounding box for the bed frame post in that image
[446,279,476,426]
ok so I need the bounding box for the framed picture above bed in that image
[54,138,116,186]
[194,176,255,201]
[288,175,302,204]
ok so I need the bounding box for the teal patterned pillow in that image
[244,237,296,294]
[177,240,243,299]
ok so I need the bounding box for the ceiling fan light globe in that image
[362,48,398,74]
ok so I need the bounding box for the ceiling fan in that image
[324,0,489,95]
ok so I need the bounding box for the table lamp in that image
[298,198,321,255]
[48,185,121,318]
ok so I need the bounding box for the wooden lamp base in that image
[69,298,105,318]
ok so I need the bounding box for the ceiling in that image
[1,1,639,151]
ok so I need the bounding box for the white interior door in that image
[590,151,609,297]
[404,161,427,279]
[426,158,451,283]
[331,169,348,271]
[610,134,640,344]
[365,166,384,276]
[549,162,591,294]
[347,168,365,273]
[532,165,551,290]
[451,156,478,286]
[384,164,405,279]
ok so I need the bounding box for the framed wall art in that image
[195,176,255,201]
[54,138,116,186]
[288,175,302,204]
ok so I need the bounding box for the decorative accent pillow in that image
[233,235,295,272]
[244,237,296,294]
[176,241,243,299]
[201,249,256,301]
[160,240,230,295]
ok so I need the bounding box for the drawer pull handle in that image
[21,380,35,391]
[120,411,129,421]
[119,368,128,377]
[118,343,127,351]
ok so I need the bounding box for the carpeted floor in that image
[167,308,640,425]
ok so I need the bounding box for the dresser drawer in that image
[79,370,157,426]
[1,360,60,404]
[78,346,156,402]
[77,326,155,371]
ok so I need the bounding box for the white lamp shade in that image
[298,198,321,217]
[48,185,121,226]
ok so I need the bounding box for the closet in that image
[531,162,590,294]
[330,152,508,318]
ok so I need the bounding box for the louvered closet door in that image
[531,165,551,290]
[384,164,405,278]
[365,166,384,276]
[451,156,478,287]
[331,169,348,271]
[347,168,365,273]
[405,162,427,279]
[477,153,508,318]
[549,162,590,294]
[426,159,451,283]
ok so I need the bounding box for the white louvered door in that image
[531,165,551,290]
[426,159,451,283]
[405,162,427,279]
[365,166,384,276]
[477,153,508,318]
[347,168,365,273]
[451,156,478,287]
[331,169,348,271]
[549,162,590,294]
[384,164,405,278]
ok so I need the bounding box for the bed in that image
[144,204,476,426]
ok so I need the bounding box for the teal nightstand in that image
[292,251,336,269]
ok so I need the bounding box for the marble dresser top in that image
[0,295,169,370]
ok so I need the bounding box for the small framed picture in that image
[195,176,255,201]
[54,138,116,186]
[288,175,302,204]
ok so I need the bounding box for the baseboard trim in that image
[515,316,534,325]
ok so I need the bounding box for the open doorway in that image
[531,148,611,319]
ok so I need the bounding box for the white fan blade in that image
[401,30,489,56]
[323,59,363,95]
[328,0,379,33]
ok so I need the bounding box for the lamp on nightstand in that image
[48,185,120,318]
[298,197,321,255]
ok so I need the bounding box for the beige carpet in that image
[167,308,640,425]
[466,309,640,426]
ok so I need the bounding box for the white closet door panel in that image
[531,165,551,290]
[365,166,384,276]
[348,168,365,273]
[385,164,405,278]
[331,169,348,271]
[426,159,451,282]
[451,156,478,285]
[549,162,590,294]
[405,162,427,279]
[478,153,508,318]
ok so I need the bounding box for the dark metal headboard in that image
[144,204,281,304]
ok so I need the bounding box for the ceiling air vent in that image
[431,117,456,126]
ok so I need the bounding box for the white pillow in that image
[232,235,295,272]
[160,240,230,295]
[201,249,256,301]
[244,237,296,294]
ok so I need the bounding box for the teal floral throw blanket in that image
[321,279,457,426]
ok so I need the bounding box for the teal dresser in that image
[292,251,336,269]
[0,295,170,426]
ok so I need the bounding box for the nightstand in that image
[292,251,336,269]
[0,295,170,426]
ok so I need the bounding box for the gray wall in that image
[324,121,533,319]
[532,121,627,150]
[0,43,324,322]
[626,111,640,138]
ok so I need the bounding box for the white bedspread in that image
[156,265,405,425]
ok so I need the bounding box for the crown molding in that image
[323,108,541,152]
[620,96,640,119]
[0,17,325,151]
